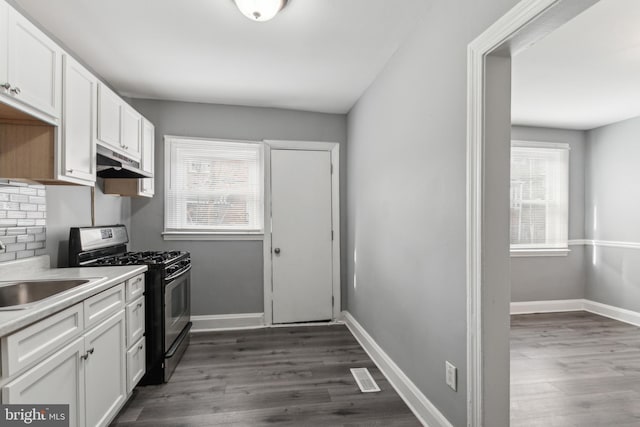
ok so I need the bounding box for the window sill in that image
[510,248,570,257]
[162,232,264,241]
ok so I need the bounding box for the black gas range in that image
[68,225,191,385]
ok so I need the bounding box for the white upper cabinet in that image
[121,104,142,159]
[1,5,62,121]
[140,118,155,196]
[97,82,142,161]
[97,82,122,150]
[61,54,97,185]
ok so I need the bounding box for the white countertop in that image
[0,256,147,337]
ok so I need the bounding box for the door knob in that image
[274,248,281,255]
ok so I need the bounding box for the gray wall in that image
[345,1,520,425]
[585,116,640,311]
[510,126,587,302]
[128,99,347,316]
[45,181,131,267]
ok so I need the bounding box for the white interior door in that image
[271,149,333,324]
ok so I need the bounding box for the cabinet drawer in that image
[125,274,145,302]
[126,337,145,394]
[84,283,125,329]
[2,303,83,377]
[126,297,145,347]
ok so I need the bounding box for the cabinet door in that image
[140,118,155,196]
[126,337,145,394]
[2,337,85,427]
[6,7,61,119]
[84,310,126,427]
[61,54,96,185]
[121,104,141,160]
[97,83,122,151]
[0,1,8,87]
[126,297,145,347]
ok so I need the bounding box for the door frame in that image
[466,0,599,425]
[262,140,341,325]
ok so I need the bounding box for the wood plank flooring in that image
[111,325,420,426]
[511,311,640,427]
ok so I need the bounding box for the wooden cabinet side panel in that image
[0,122,54,179]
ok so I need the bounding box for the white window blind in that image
[164,137,264,234]
[510,141,569,250]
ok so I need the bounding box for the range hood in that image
[96,145,152,179]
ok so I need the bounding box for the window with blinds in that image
[164,136,264,234]
[510,141,569,251]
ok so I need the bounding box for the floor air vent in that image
[350,368,381,393]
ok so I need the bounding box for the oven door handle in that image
[165,264,192,282]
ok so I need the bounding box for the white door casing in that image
[271,149,333,324]
[263,140,341,325]
[466,0,599,425]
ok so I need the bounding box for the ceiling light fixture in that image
[233,0,288,22]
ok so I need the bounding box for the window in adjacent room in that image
[510,141,569,256]
[164,136,264,238]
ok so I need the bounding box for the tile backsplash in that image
[0,181,47,262]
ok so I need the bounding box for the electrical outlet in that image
[445,361,457,391]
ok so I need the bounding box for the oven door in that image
[164,265,191,352]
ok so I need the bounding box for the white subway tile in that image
[26,241,45,250]
[19,187,37,195]
[9,194,28,203]
[7,211,27,219]
[0,253,17,262]
[16,250,35,259]
[5,243,26,252]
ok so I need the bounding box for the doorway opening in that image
[466,0,600,425]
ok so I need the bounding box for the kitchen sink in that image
[0,279,92,310]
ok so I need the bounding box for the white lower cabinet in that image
[84,310,126,427]
[1,279,143,427]
[126,337,145,394]
[2,310,126,427]
[2,337,85,427]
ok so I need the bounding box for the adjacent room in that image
[509,0,640,425]
[1,0,637,426]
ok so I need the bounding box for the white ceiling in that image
[512,0,640,130]
[13,0,425,114]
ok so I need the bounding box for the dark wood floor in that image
[111,325,420,426]
[511,311,640,427]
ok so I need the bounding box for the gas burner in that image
[87,250,187,267]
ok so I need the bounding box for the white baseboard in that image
[511,299,640,328]
[510,299,584,314]
[583,300,640,328]
[191,313,265,332]
[340,311,452,427]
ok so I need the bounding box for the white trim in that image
[510,248,569,257]
[511,140,570,150]
[569,239,640,250]
[568,239,590,246]
[466,1,599,425]
[264,140,338,151]
[510,299,640,328]
[263,140,341,325]
[162,232,264,241]
[583,300,640,328]
[510,299,583,314]
[340,311,453,427]
[190,313,265,332]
